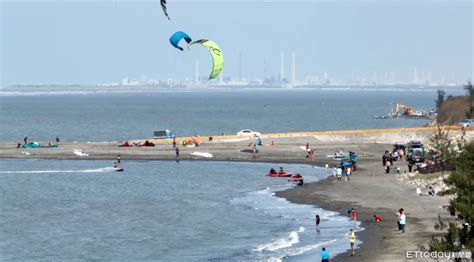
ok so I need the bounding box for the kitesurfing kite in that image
[161,0,170,20]
[191,39,224,80]
[169,32,224,80]
[169,31,192,51]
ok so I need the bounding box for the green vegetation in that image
[436,90,446,111]
[426,141,474,253]
[427,126,457,168]
[435,81,473,125]
[437,97,469,125]
[465,82,474,119]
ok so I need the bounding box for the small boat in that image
[101,166,124,172]
[288,175,303,182]
[266,172,291,177]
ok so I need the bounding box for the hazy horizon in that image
[1,0,473,85]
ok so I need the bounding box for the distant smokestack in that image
[195,60,199,84]
[280,52,284,81]
[239,52,242,81]
[414,67,418,84]
[291,52,296,86]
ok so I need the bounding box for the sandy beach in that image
[1,126,471,261]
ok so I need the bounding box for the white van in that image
[460,119,474,128]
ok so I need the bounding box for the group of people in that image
[317,216,357,260]
[416,184,436,196]
[332,164,354,181]
[319,229,357,260]
[17,135,60,148]
[269,167,287,175]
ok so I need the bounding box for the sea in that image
[0,87,465,261]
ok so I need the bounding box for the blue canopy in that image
[169,31,192,51]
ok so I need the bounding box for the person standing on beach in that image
[24,135,28,145]
[172,137,177,149]
[315,214,321,231]
[395,208,404,232]
[351,208,358,224]
[175,146,180,158]
[399,209,406,233]
[56,136,60,144]
[416,185,422,196]
[252,143,258,158]
[349,229,356,256]
[320,247,331,262]
[336,166,343,181]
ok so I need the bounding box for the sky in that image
[1,0,473,85]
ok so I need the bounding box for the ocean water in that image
[0,87,464,142]
[0,87,463,260]
[0,159,356,261]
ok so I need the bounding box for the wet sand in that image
[1,127,470,261]
[277,160,448,261]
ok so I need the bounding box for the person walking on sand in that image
[172,137,177,149]
[306,142,310,150]
[320,247,331,262]
[315,214,321,231]
[175,146,180,158]
[349,229,356,256]
[385,159,391,174]
[252,143,258,158]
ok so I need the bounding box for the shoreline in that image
[1,128,468,261]
[277,160,448,261]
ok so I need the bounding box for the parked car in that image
[459,119,474,128]
[237,129,261,137]
[406,140,425,163]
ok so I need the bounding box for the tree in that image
[444,142,474,251]
[464,82,474,118]
[436,90,446,111]
[428,126,456,168]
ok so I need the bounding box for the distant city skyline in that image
[2,1,472,86]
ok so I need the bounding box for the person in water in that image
[116,154,121,163]
[113,162,118,168]
[315,214,321,231]
[297,179,304,186]
[269,168,277,174]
